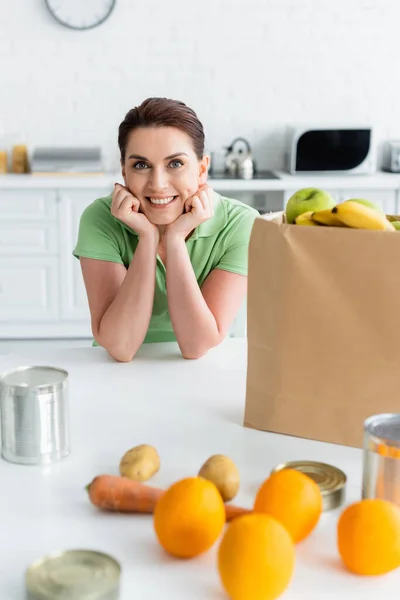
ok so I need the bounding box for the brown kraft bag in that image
[244,213,400,448]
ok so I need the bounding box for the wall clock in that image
[45,0,116,31]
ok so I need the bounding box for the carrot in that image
[86,474,251,521]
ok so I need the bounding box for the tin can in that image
[362,413,400,506]
[271,460,347,511]
[25,549,121,600]
[0,365,69,465]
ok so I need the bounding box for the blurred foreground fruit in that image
[254,469,323,543]
[218,513,295,600]
[337,499,400,575]
[153,476,226,558]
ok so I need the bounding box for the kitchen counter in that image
[1,171,400,191]
[0,338,398,599]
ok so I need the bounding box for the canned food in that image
[25,549,121,600]
[0,365,69,465]
[271,460,347,511]
[362,413,400,506]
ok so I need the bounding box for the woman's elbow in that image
[181,337,223,360]
[109,350,136,363]
[95,336,138,363]
[182,349,207,360]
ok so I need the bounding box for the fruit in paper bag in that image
[391,220,400,230]
[198,454,240,501]
[119,444,160,482]
[337,499,400,575]
[345,197,385,214]
[294,211,319,226]
[285,188,336,224]
[332,201,395,231]
[311,208,344,226]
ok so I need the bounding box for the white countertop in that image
[1,171,400,192]
[0,339,398,599]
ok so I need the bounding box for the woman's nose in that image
[148,167,168,191]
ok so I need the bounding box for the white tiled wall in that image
[1,0,399,170]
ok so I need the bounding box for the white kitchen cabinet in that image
[59,189,109,321]
[0,189,57,220]
[0,256,59,322]
[0,222,58,255]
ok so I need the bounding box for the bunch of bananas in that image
[295,200,400,231]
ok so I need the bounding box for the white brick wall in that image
[0,0,399,171]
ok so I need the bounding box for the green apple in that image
[345,198,385,215]
[391,221,400,231]
[285,188,336,224]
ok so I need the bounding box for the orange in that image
[153,476,226,558]
[337,498,400,575]
[218,513,295,600]
[254,469,323,543]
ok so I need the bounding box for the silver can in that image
[362,413,400,506]
[25,549,121,600]
[0,365,69,465]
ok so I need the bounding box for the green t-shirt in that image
[73,191,259,343]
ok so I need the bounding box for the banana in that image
[295,211,320,226]
[332,201,395,231]
[311,208,343,227]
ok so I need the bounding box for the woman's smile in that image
[145,195,179,208]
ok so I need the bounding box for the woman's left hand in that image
[166,185,214,239]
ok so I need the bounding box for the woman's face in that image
[121,126,209,226]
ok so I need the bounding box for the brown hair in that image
[118,97,205,162]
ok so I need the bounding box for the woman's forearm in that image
[97,235,158,361]
[165,234,220,359]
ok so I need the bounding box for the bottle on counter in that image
[11,144,29,173]
[0,150,7,173]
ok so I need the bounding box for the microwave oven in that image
[285,126,375,175]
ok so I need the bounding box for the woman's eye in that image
[133,161,149,170]
[169,159,184,168]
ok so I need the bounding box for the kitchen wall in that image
[1,0,399,171]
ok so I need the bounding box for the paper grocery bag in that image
[244,213,400,448]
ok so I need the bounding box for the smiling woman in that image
[73,98,259,362]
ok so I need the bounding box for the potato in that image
[198,454,240,501]
[119,444,160,482]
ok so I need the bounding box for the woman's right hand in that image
[111,184,159,240]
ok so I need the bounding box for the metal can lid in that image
[271,460,347,510]
[0,366,68,394]
[364,413,400,446]
[25,549,121,600]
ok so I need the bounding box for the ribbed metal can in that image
[362,413,400,506]
[25,549,121,600]
[0,365,69,465]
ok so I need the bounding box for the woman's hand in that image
[166,185,214,240]
[111,184,159,240]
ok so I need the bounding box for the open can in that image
[0,365,69,465]
[362,413,400,506]
[25,549,121,600]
